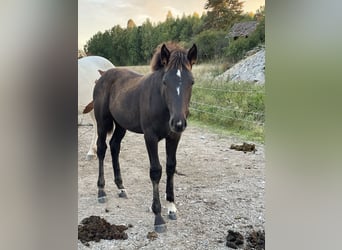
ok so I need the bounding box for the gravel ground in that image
[78,118,265,249]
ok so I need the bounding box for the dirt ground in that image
[78,117,265,249]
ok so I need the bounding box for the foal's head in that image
[153,43,197,133]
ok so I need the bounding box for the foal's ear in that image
[187,44,197,66]
[98,69,105,75]
[160,44,170,66]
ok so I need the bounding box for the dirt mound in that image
[226,229,265,249]
[226,230,244,249]
[230,142,256,153]
[78,216,128,246]
[246,229,265,249]
[146,231,158,241]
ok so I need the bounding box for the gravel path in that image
[78,120,265,249]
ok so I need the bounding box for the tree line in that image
[84,0,265,65]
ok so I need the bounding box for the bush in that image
[225,18,265,63]
[192,30,228,61]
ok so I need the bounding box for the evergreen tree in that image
[140,19,157,63]
[127,19,136,29]
[166,10,174,20]
[84,7,264,65]
[204,0,244,30]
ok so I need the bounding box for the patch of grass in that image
[190,64,265,142]
[188,119,264,143]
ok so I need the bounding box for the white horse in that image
[78,56,115,160]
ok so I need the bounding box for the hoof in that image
[118,190,127,198]
[154,224,167,233]
[98,189,107,203]
[168,211,177,220]
[154,215,166,233]
[98,196,107,203]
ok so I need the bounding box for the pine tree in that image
[204,0,244,30]
[166,10,174,20]
[127,19,136,29]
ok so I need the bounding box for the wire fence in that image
[193,86,265,94]
[189,83,265,139]
[191,101,264,119]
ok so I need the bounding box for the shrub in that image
[192,30,228,61]
[225,18,265,63]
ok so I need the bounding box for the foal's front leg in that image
[109,125,127,198]
[165,134,181,220]
[144,133,166,233]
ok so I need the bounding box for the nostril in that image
[170,118,187,132]
[175,120,187,131]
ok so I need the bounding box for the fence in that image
[189,83,265,140]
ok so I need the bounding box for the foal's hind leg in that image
[109,124,127,198]
[96,128,108,203]
[165,134,181,220]
[86,110,97,160]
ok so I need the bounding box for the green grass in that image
[122,63,265,142]
[191,63,265,142]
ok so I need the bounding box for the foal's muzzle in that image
[170,117,187,133]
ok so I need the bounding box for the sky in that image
[78,0,265,49]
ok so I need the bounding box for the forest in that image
[84,0,265,66]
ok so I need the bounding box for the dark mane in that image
[151,43,191,72]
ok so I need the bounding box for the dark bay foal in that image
[93,43,197,232]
